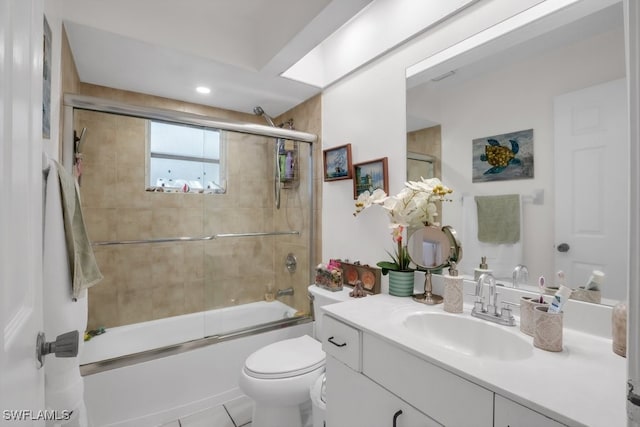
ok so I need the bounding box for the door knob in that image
[36,330,79,368]
[557,243,570,252]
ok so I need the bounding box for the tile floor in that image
[160,395,253,427]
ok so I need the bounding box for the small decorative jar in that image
[570,287,602,304]
[612,301,627,357]
[533,306,563,352]
[519,296,548,336]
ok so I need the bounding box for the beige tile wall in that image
[407,124,442,219]
[76,92,322,330]
[274,96,322,312]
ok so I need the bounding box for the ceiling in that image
[406,2,624,132]
[55,0,373,117]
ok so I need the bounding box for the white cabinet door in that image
[494,395,565,427]
[325,356,441,427]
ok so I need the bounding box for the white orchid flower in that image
[354,177,452,226]
[354,188,388,215]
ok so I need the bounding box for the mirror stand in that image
[412,270,443,305]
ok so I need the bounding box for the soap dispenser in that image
[444,262,463,313]
[474,256,493,281]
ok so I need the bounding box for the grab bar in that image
[91,230,300,247]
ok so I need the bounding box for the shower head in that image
[253,105,276,127]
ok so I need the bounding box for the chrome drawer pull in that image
[392,409,403,427]
[328,336,347,347]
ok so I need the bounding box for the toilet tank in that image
[308,285,352,340]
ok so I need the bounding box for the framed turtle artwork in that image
[472,129,534,183]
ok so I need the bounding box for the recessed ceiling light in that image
[196,86,211,94]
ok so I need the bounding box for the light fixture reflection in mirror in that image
[408,225,462,305]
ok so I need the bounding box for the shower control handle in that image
[327,336,347,347]
[557,243,570,252]
[285,253,297,273]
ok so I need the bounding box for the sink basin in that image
[402,312,533,361]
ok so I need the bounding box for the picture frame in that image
[323,143,352,181]
[353,157,388,199]
[341,261,381,295]
[42,16,52,139]
[472,128,534,182]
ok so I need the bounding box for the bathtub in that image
[82,300,312,427]
[81,300,299,365]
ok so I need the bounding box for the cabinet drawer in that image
[363,333,493,426]
[321,315,361,371]
[495,394,566,427]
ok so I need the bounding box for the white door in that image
[1,0,46,419]
[554,78,628,301]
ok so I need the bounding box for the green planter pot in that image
[388,270,415,297]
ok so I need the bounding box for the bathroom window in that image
[148,120,226,193]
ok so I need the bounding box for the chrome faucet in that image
[512,264,529,288]
[471,273,516,326]
[276,287,294,298]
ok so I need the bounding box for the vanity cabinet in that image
[494,395,565,427]
[363,333,494,426]
[323,314,566,427]
[323,315,491,426]
[326,356,441,427]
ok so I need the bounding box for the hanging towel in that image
[460,195,523,281]
[475,194,521,244]
[43,156,89,426]
[54,159,103,298]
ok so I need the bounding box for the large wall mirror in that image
[406,0,628,305]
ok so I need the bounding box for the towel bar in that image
[461,189,544,205]
[91,230,300,246]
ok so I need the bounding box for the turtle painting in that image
[472,129,534,183]
[480,138,522,175]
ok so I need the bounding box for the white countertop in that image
[322,292,627,427]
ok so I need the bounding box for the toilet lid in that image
[244,335,326,379]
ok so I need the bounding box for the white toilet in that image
[239,284,352,427]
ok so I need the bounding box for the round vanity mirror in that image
[407,225,462,271]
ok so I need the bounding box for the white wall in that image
[321,0,545,291]
[436,24,625,280]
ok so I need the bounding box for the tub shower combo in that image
[63,95,318,375]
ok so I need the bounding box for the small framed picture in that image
[353,157,388,199]
[341,261,381,294]
[323,143,353,181]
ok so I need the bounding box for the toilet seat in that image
[244,335,325,380]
